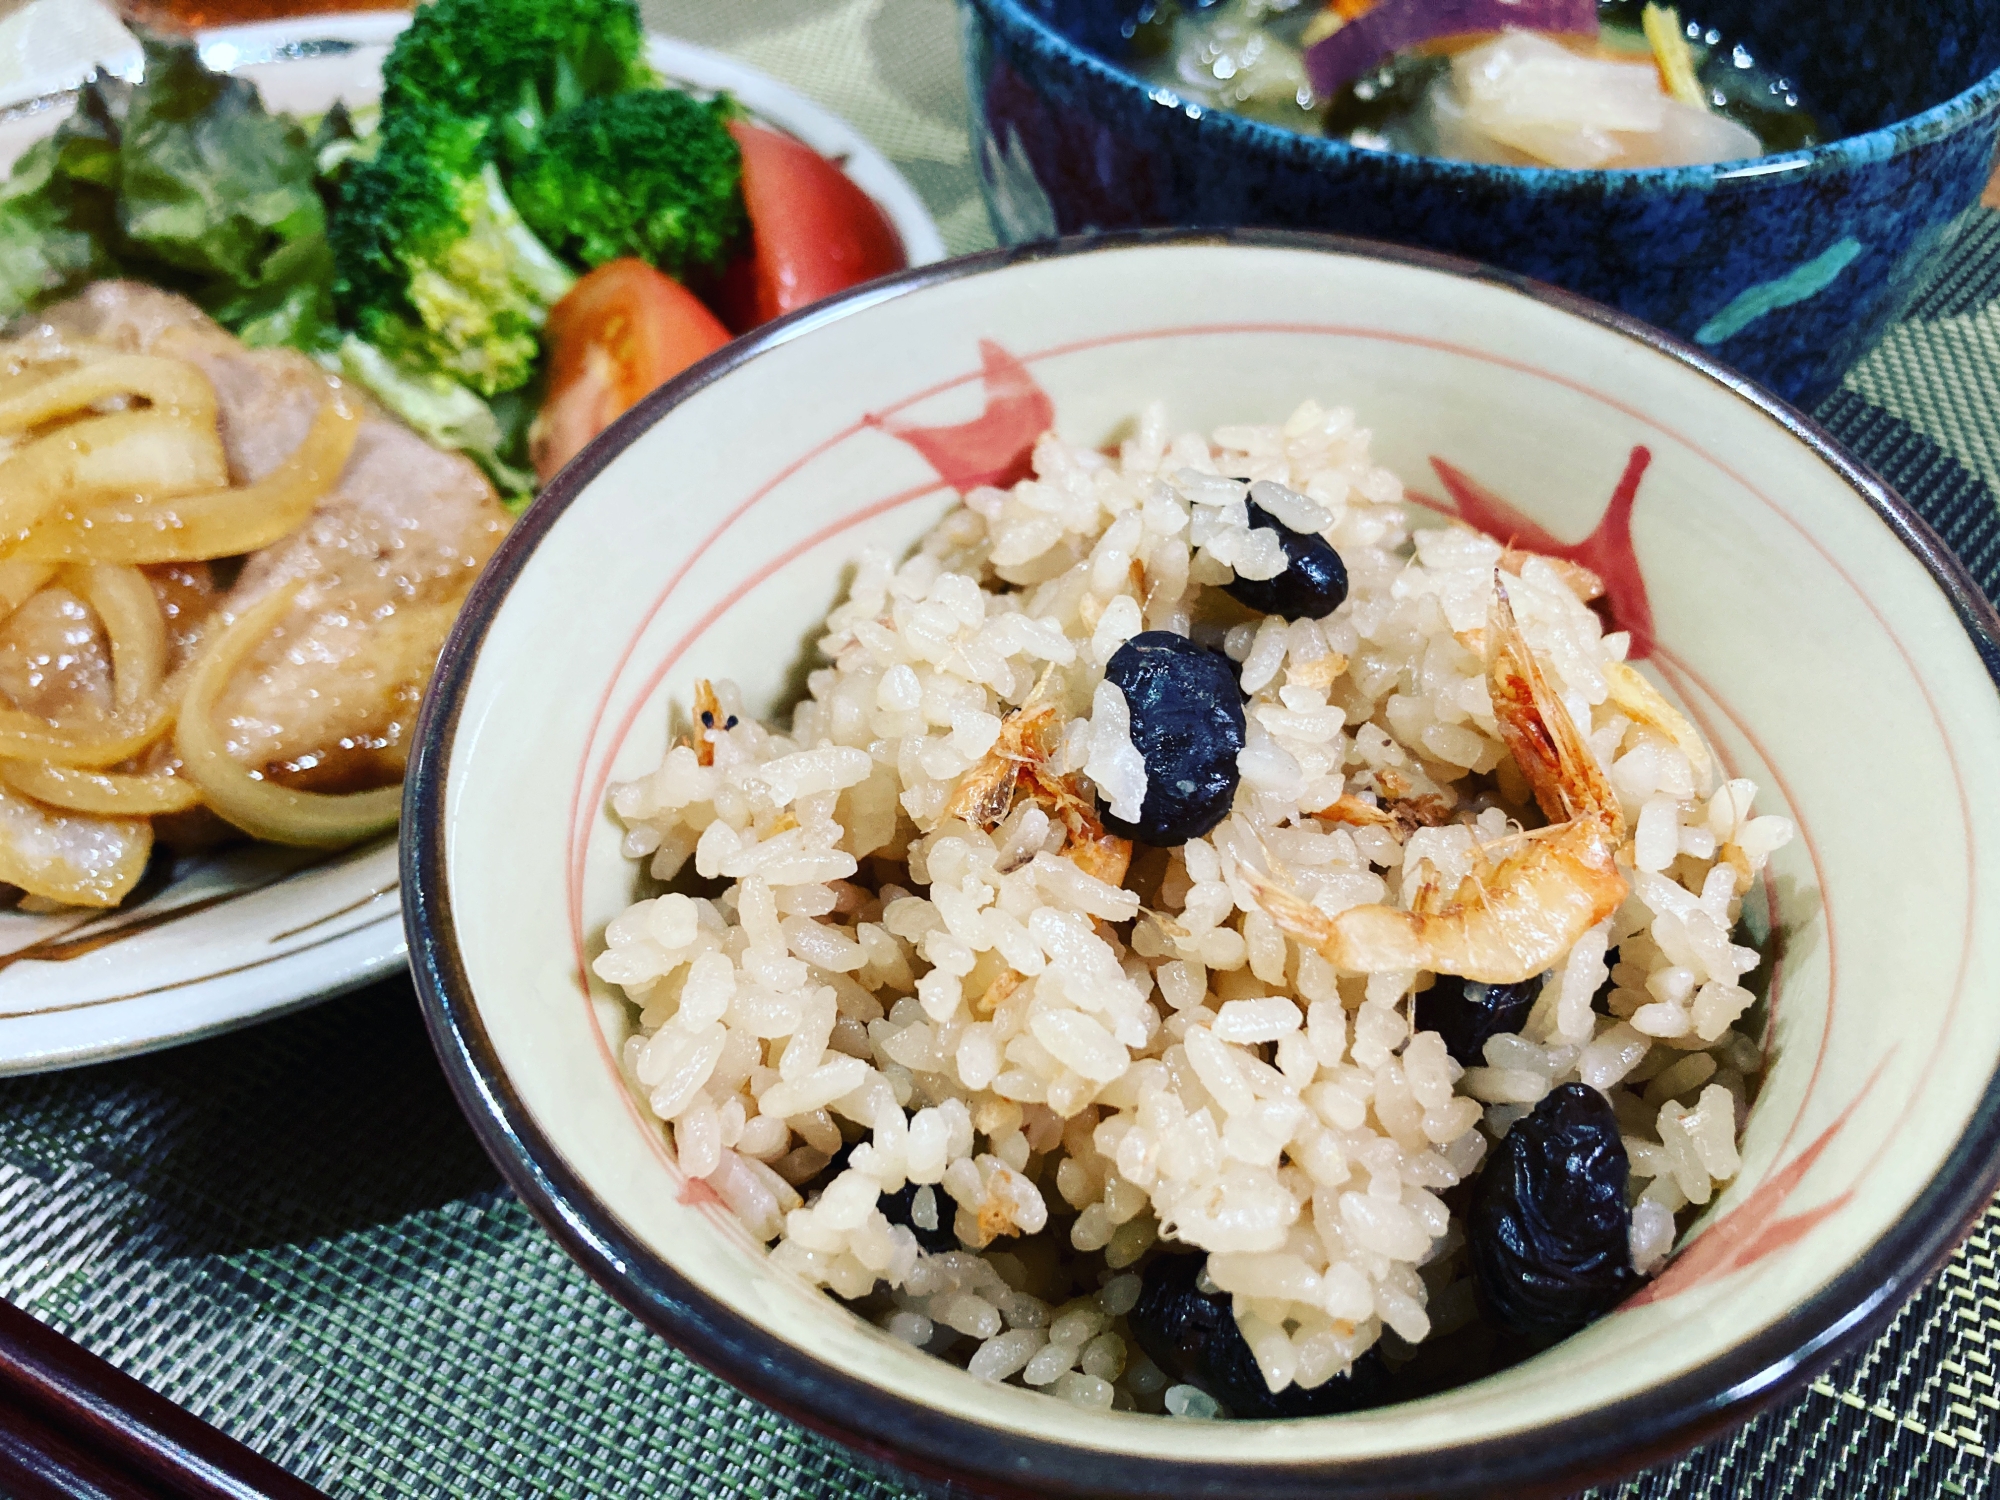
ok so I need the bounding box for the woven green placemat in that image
[3,3,1999,1495]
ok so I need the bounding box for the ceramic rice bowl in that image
[404,232,2000,1497]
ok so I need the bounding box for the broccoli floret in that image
[378,0,652,163]
[329,107,575,396]
[510,91,746,280]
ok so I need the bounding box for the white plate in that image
[0,12,945,1075]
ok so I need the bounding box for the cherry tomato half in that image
[531,257,732,484]
[716,121,908,332]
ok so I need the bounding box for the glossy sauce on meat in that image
[0,586,114,720]
[23,283,511,793]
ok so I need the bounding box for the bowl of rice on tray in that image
[404,229,2000,1497]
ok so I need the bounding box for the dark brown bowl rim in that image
[403,227,2000,1500]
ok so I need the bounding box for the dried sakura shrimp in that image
[1244,582,1628,983]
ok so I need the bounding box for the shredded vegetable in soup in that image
[1124,0,1821,167]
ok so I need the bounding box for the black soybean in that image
[1468,1083,1641,1343]
[1221,498,1350,620]
[1413,974,1545,1067]
[1100,632,1246,846]
[1128,1253,1392,1417]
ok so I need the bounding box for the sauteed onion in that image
[0,341,368,905]
[173,581,403,848]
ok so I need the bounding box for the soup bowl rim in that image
[964,0,2000,191]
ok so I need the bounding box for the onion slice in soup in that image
[1303,0,1598,99]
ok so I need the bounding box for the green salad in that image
[0,0,752,506]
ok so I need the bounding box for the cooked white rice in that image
[594,401,1792,1414]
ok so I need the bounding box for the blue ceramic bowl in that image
[961,0,2000,405]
